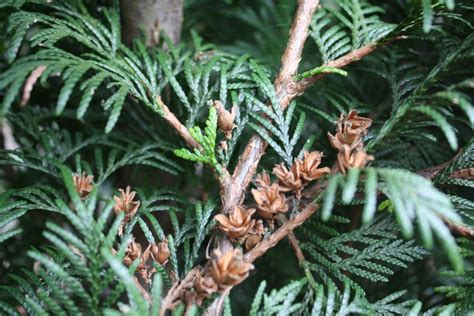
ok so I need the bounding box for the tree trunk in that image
[120,0,183,46]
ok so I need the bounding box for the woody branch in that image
[222,0,319,215]
[161,1,416,314]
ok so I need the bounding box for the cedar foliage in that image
[0,0,473,315]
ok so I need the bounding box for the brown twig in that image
[417,150,462,180]
[21,65,47,106]
[245,203,319,262]
[418,151,474,240]
[444,220,474,240]
[157,96,201,150]
[277,214,319,290]
[294,43,378,95]
[274,0,321,110]
[222,0,319,215]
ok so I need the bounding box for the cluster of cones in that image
[122,238,170,283]
[202,111,375,303]
[214,150,330,251]
[72,175,170,283]
[198,150,331,303]
[327,110,374,174]
[71,109,375,306]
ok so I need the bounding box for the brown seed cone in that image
[341,110,372,133]
[255,172,272,188]
[245,220,266,251]
[210,248,254,291]
[194,270,218,299]
[150,239,171,265]
[113,186,140,221]
[328,110,373,151]
[336,145,374,174]
[214,206,255,241]
[273,163,304,192]
[123,239,142,266]
[214,100,237,139]
[252,183,289,219]
[298,151,331,182]
[72,173,94,198]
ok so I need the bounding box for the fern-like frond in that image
[310,0,396,63]
[301,216,428,291]
[318,167,462,270]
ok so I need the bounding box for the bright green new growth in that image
[173,106,221,174]
[295,66,348,81]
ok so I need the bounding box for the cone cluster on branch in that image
[328,110,374,174]
[194,248,254,304]
[273,151,331,197]
[122,238,170,283]
[73,173,94,198]
[214,151,329,254]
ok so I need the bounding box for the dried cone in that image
[72,173,94,198]
[139,245,152,282]
[214,206,255,241]
[210,248,254,291]
[113,186,140,235]
[214,100,237,139]
[298,151,331,182]
[342,110,372,134]
[150,239,171,265]
[328,110,372,150]
[255,172,272,188]
[273,163,304,193]
[123,239,142,266]
[245,220,266,251]
[252,183,289,219]
[194,270,218,300]
[337,145,374,174]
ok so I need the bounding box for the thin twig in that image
[277,215,319,290]
[444,220,474,240]
[245,203,319,262]
[294,43,378,95]
[418,151,474,240]
[275,0,321,110]
[157,96,201,150]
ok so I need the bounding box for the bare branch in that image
[444,219,474,240]
[224,0,319,215]
[275,0,320,109]
[245,203,319,262]
[295,43,378,95]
